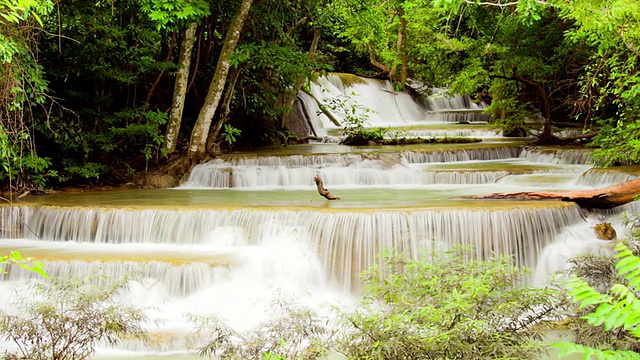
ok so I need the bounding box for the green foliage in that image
[0,251,47,278]
[138,0,210,29]
[0,125,56,191]
[194,296,332,360]
[553,0,640,157]
[0,0,53,191]
[342,127,387,145]
[337,247,567,360]
[63,162,109,180]
[28,0,176,184]
[589,120,640,166]
[41,107,167,181]
[327,0,416,79]
[0,0,52,26]
[220,124,242,146]
[555,242,640,359]
[319,93,380,145]
[0,274,149,360]
[229,41,325,120]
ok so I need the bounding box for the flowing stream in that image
[1,74,639,358]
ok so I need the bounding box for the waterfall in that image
[519,147,593,165]
[387,128,502,139]
[179,146,601,189]
[531,204,638,286]
[576,169,640,186]
[402,146,521,164]
[1,259,222,297]
[182,159,510,188]
[287,73,488,137]
[423,88,490,123]
[3,203,583,292]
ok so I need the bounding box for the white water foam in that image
[532,213,627,285]
[300,74,487,133]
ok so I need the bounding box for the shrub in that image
[555,241,640,359]
[0,274,149,360]
[336,247,568,360]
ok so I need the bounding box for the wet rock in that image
[593,222,616,240]
[133,173,179,189]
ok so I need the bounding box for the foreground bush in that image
[0,275,148,360]
[556,241,640,359]
[336,248,569,360]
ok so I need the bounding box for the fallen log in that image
[314,175,341,200]
[467,179,640,209]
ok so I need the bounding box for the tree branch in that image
[314,175,340,200]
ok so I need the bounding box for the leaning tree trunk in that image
[367,43,391,77]
[164,22,198,155]
[187,0,253,159]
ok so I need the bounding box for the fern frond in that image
[615,242,640,288]
[568,277,610,308]
[553,341,640,359]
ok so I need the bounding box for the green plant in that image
[589,120,640,166]
[0,251,47,278]
[319,94,383,145]
[555,242,640,359]
[0,274,149,360]
[63,162,109,180]
[337,247,568,360]
[220,124,242,146]
[1,0,53,192]
[0,125,56,192]
[342,127,388,145]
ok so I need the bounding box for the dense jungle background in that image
[1,0,639,192]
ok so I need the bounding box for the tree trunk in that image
[367,43,391,77]
[304,90,342,127]
[187,0,253,159]
[206,68,240,153]
[164,22,198,155]
[396,4,408,86]
[511,76,553,138]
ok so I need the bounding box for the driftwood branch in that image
[314,175,341,200]
[467,179,640,209]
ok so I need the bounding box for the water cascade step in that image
[2,202,585,291]
[181,146,595,189]
[286,73,489,138]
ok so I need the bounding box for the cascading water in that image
[286,73,489,139]
[1,77,639,358]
